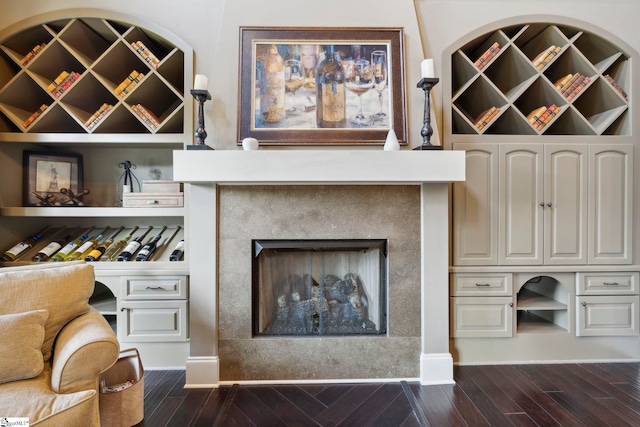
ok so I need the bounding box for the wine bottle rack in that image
[447,22,630,136]
[0,16,186,136]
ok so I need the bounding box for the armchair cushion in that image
[0,261,93,362]
[0,309,48,384]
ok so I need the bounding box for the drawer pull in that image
[603,282,619,286]
[475,283,491,287]
[147,200,159,204]
[145,286,165,290]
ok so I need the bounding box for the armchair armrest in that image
[51,307,120,394]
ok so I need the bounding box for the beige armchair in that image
[0,261,119,426]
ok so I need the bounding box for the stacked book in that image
[132,104,160,130]
[554,73,590,100]
[473,106,500,131]
[23,104,48,128]
[474,41,500,70]
[527,104,561,131]
[48,71,81,98]
[532,45,562,70]
[131,41,160,70]
[20,43,46,66]
[85,103,113,130]
[115,70,145,97]
[604,74,627,100]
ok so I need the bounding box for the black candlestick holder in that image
[188,89,214,150]
[413,77,442,150]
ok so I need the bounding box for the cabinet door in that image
[450,296,513,338]
[544,145,587,265]
[119,300,188,342]
[499,144,543,265]
[576,295,639,336]
[588,145,633,264]
[452,143,499,265]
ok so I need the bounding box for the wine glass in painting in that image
[371,50,388,120]
[284,59,304,115]
[345,58,374,126]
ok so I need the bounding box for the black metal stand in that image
[413,77,442,150]
[188,89,214,150]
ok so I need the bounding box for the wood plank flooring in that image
[134,362,640,426]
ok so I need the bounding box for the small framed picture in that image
[23,151,83,206]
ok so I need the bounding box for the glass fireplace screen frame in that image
[252,239,388,337]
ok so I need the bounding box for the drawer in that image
[450,296,514,338]
[121,275,188,299]
[451,273,512,296]
[576,295,639,337]
[119,300,188,342]
[576,272,639,295]
[123,192,184,207]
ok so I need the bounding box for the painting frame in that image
[238,26,407,146]
[23,151,83,206]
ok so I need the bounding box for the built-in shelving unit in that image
[445,17,640,364]
[0,10,193,367]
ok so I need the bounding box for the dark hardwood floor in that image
[135,362,640,426]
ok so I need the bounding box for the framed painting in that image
[238,27,407,145]
[23,151,83,206]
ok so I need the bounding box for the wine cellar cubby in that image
[0,16,185,136]
[449,22,630,136]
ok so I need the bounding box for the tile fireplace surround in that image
[174,150,465,387]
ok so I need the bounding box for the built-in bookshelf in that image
[448,23,630,136]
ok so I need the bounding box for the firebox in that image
[252,239,388,337]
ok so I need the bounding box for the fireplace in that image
[173,150,465,387]
[252,239,387,336]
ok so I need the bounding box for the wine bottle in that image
[0,228,49,261]
[315,45,346,128]
[117,226,153,261]
[100,226,139,262]
[85,226,125,262]
[50,227,95,262]
[66,227,110,262]
[135,226,168,261]
[260,44,285,123]
[32,231,76,262]
[169,240,185,261]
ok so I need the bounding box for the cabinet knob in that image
[539,202,545,207]
[120,307,128,312]
[546,203,552,207]
[581,302,586,307]
[509,303,513,307]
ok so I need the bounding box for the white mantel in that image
[174,149,465,387]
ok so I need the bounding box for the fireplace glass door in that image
[252,239,387,336]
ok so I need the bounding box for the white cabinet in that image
[588,145,633,264]
[576,272,639,336]
[118,275,189,342]
[499,144,587,265]
[450,273,513,337]
[452,144,499,265]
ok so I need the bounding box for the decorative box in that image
[122,192,183,207]
[142,180,182,193]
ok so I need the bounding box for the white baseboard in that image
[184,356,220,388]
[420,352,454,385]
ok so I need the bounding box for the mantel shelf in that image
[173,150,466,185]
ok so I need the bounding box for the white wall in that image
[2,0,638,148]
